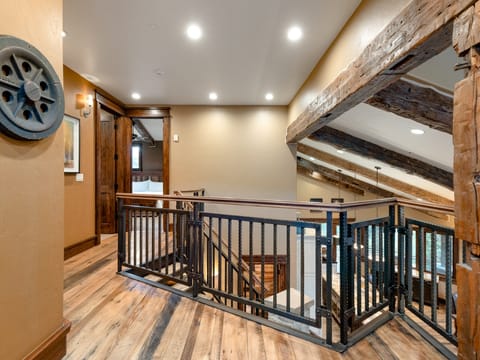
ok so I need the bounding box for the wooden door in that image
[99,108,116,234]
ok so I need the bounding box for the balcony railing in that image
[116,193,458,356]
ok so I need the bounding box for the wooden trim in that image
[94,98,101,239]
[96,92,125,116]
[163,115,171,196]
[297,162,365,196]
[297,143,453,206]
[309,127,453,189]
[286,0,476,143]
[298,157,394,197]
[365,77,453,134]
[126,107,171,118]
[64,235,100,260]
[24,319,71,360]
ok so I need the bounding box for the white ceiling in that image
[63,0,361,105]
[63,2,459,202]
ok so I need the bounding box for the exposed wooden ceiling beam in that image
[298,156,449,221]
[297,164,364,196]
[286,0,475,143]
[297,157,394,198]
[365,77,453,134]
[297,143,453,206]
[132,119,154,146]
[309,127,453,190]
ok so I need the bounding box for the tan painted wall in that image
[170,106,298,279]
[63,66,96,248]
[171,106,296,204]
[0,1,65,359]
[289,0,410,124]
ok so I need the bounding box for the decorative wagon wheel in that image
[0,35,64,140]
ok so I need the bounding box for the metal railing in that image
[116,193,457,353]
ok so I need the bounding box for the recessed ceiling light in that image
[337,149,345,154]
[61,31,67,38]
[209,92,218,101]
[131,92,141,100]
[309,157,315,161]
[265,93,274,101]
[287,26,303,42]
[186,24,203,40]
[411,129,424,135]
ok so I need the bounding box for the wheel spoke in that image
[11,54,25,81]
[0,78,20,90]
[13,98,25,117]
[32,67,43,82]
[40,94,55,104]
[32,104,44,124]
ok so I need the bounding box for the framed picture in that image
[63,114,80,173]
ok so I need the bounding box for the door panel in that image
[99,109,116,234]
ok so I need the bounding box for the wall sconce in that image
[82,94,93,118]
[77,94,94,118]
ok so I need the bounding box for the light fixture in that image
[61,31,67,38]
[337,149,345,154]
[186,24,202,40]
[78,94,93,118]
[265,93,274,101]
[209,92,218,101]
[131,92,141,100]
[287,26,303,42]
[309,156,315,161]
[411,129,424,135]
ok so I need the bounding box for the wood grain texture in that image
[453,72,480,250]
[456,261,480,359]
[63,235,449,359]
[310,127,453,189]
[297,142,453,206]
[453,3,480,56]
[287,0,476,143]
[125,108,171,118]
[366,78,453,134]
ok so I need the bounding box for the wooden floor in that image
[64,236,448,359]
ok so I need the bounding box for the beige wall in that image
[63,66,96,248]
[289,0,410,124]
[0,0,64,359]
[171,106,297,205]
[171,106,298,273]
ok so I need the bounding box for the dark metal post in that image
[190,202,202,297]
[339,211,352,344]
[117,198,126,273]
[397,205,405,313]
[388,205,396,313]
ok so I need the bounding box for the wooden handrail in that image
[117,193,454,215]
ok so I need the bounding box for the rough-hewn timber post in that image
[453,3,480,358]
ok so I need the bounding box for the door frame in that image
[95,93,126,236]
[125,108,171,197]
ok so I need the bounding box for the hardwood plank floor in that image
[64,236,448,359]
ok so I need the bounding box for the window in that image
[132,144,142,170]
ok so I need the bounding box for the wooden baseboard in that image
[24,319,71,360]
[64,235,100,260]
